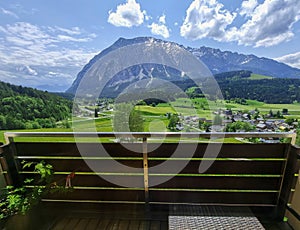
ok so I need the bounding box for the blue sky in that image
[0,0,300,91]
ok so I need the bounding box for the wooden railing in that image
[0,132,299,224]
[2,131,297,144]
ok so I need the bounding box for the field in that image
[137,98,300,120]
[248,73,273,80]
[0,98,299,144]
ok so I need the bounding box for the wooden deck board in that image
[150,220,161,230]
[51,218,71,230]
[74,219,90,230]
[95,219,112,230]
[109,219,120,230]
[117,220,130,230]
[44,213,293,230]
[45,204,292,230]
[160,221,168,230]
[64,218,80,230]
[138,220,150,230]
[85,218,100,230]
[128,220,140,230]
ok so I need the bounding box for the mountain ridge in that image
[66,37,300,96]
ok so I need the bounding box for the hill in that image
[0,81,72,130]
[187,71,300,104]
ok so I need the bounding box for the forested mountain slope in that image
[0,81,72,129]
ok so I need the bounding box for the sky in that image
[0,0,300,92]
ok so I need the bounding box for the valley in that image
[2,97,298,145]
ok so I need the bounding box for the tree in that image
[129,110,144,132]
[114,103,144,132]
[269,110,274,117]
[199,119,204,129]
[213,114,223,125]
[94,108,98,118]
[282,108,288,115]
[168,114,179,130]
[0,81,72,130]
[203,122,212,132]
[0,115,6,129]
[285,118,295,126]
[61,120,71,129]
[225,121,255,132]
[276,110,283,118]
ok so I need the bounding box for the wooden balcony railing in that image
[0,132,299,229]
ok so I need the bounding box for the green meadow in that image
[0,98,299,144]
[248,73,273,80]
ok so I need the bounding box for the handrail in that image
[3,131,297,144]
[1,131,299,222]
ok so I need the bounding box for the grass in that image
[138,98,300,120]
[244,100,265,106]
[0,98,299,144]
[143,117,169,132]
[136,105,175,115]
[248,73,273,80]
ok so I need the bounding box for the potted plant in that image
[0,161,72,229]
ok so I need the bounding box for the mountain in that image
[0,81,72,130]
[66,37,300,97]
[213,71,300,104]
[187,47,300,78]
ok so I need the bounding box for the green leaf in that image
[24,178,34,184]
[22,161,35,169]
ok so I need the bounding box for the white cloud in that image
[54,26,81,35]
[239,0,258,17]
[226,0,300,47]
[1,8,19,18]
[148,14,170,38]
[108,0,146,27]
[275,52,300,69]
[159,14,166,24]
[0,22,98,90]
[16,65,38,76]
[145,14,151,21]
[180,0,300,48]
[148,23,170,38]
[0,22,97,66]
[48,71,59,75]
[180,0,236,41]
[57,34,96,42]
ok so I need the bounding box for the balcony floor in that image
[30,203,293,230]
[51,217,167,230]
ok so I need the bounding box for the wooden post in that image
[277,145,299,220]
[291,133,297,145]
[142,137,149,204]
[0,155,9,188]
[0,146,12,186]
[2,137,21,187]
